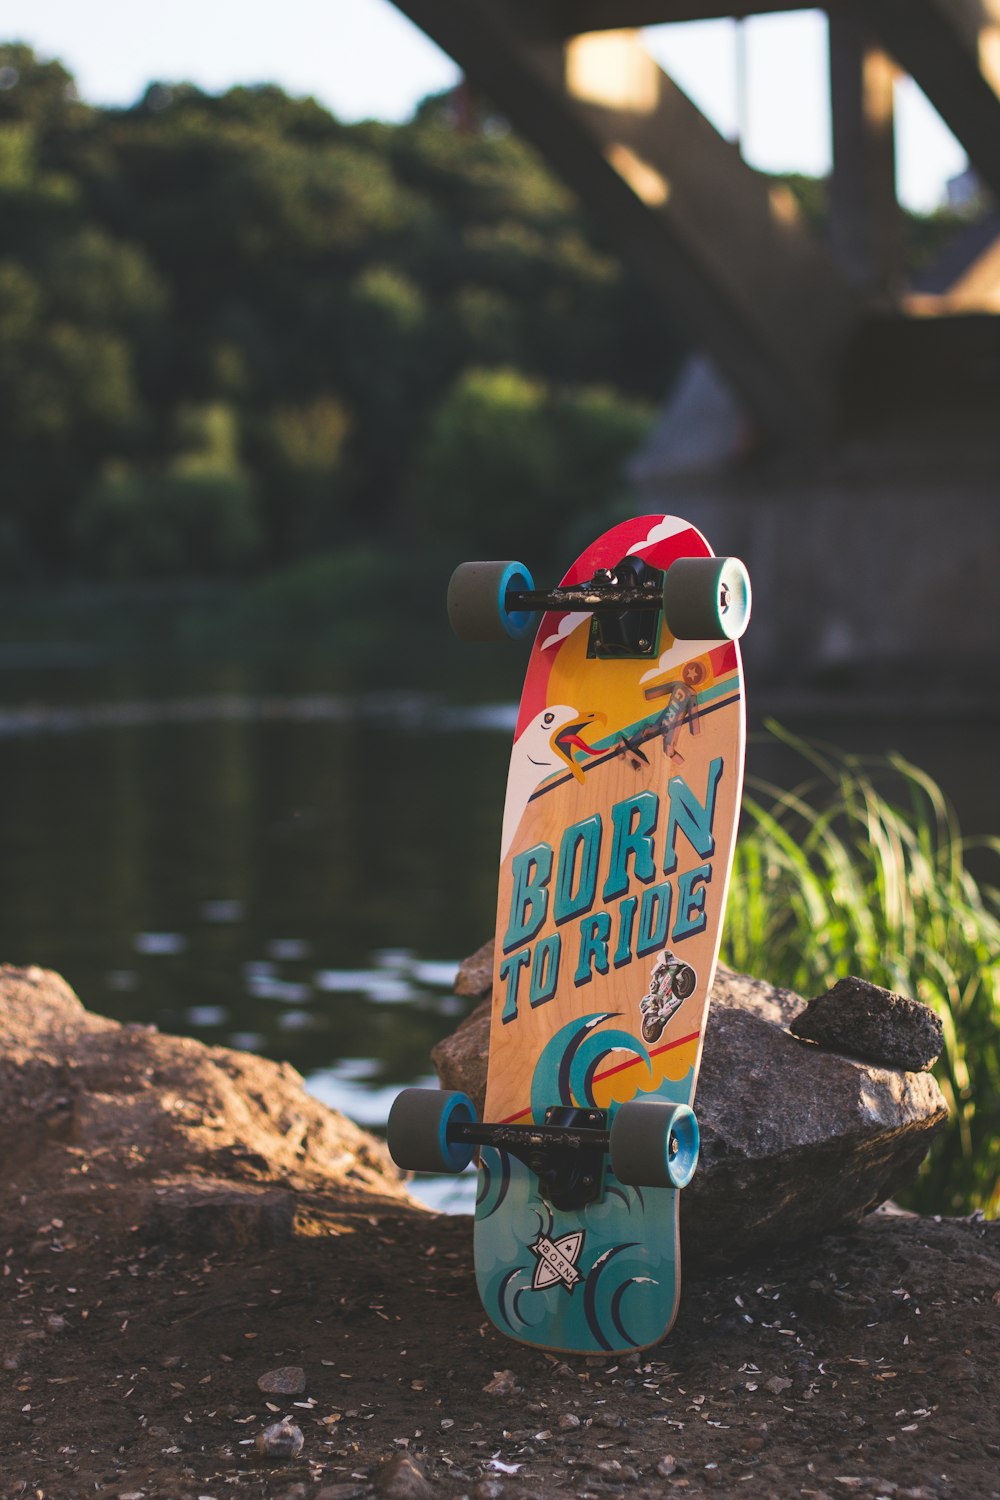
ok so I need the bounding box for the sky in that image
[2,0,969,213]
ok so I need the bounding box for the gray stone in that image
[257,1365,307,1395]
[434,948,948,1268]
[789,976,944,1071]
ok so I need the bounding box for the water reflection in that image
[0,672,505,1181]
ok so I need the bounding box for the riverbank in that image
[1,965,997,1499]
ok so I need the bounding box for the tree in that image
[0,50,681,576]
[414,367,652,562]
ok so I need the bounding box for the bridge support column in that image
[828,12,901,293]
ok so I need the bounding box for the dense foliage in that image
[0,46,678,580]
[0,46,976,583]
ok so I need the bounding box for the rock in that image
[482,1369,521,1395]
[789,977,944,1071]
[375,1452,435,1498]
[435,949,948,1267]
[595,1412,626,1430]
[255,1418,304,1458]
[455,939,494,999]
[597,1460,637,1479]
[257,1365,307,1395]
[0,963,413,1253]
[147,1185,297,1252]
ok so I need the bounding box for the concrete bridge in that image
[392,1,999,692]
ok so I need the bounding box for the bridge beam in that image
[392,0,860,443]
[504,0,806,33]
[864,0,1000,203]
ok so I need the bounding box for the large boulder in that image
[0,963,413,1251]
[433,943,949,1267]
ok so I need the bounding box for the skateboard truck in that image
[446,1107,609,1212]
[447,552,751,652]
[508,556,663,659]
[388,1088,701,1202]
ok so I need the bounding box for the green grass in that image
[722,723,1000,1217]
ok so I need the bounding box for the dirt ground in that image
[1,967,998,1500]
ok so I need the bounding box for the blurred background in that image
[0,1,996,1215]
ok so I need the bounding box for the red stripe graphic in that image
[499,1027,701,1125]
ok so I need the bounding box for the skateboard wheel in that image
[662,556,751,641]
[447,560,537,642]
[609,1101,699,1190]
[386,1088,477,1174]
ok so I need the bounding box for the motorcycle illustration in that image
[638,949,698,1044]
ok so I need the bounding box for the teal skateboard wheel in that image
[447,560,537,642]
[386,1088,477,1173]
[609,1100,700,1189]
[662,556,751,640]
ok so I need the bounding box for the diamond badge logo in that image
[529,1230,585,1292]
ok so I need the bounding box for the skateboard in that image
[388,515,749,1354]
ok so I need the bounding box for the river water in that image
[0,647,994,1212]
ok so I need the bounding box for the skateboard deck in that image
[472,515,746,1354]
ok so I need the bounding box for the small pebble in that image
[46,1314,68,1333]
[258,1365,306,1395]
[255,1419,304,1459]
[482,1369,521,1396]
[595,1411,626,1430]
[376,1451,435,1498]
[558,1413,581,1430]
[657,1455,679,1477]
[475,1482,504,1500]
